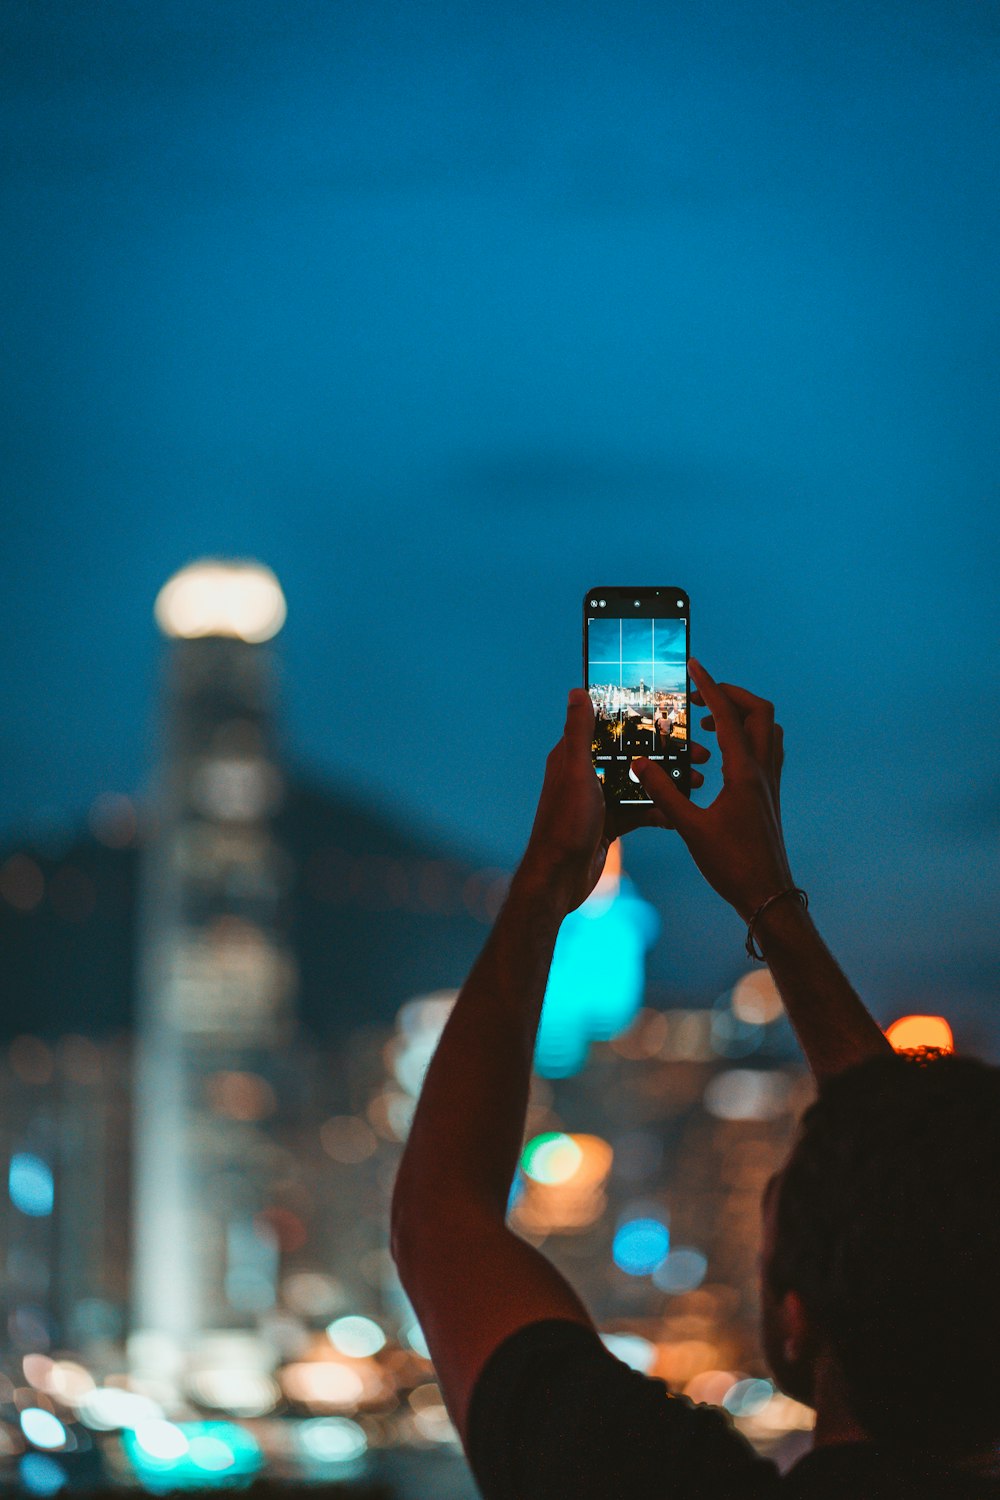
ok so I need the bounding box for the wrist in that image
[751,888,813,957]
[510,851,581,918]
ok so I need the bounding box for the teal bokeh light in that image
[613,1218,671,1276]
[534,876,659,1078]
[122,1421,262,1490]
[8,1153,54,1217]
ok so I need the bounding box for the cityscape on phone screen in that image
[587,608,688,805]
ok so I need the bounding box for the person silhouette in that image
[392,660,1000,1497]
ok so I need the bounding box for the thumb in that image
[563,688,596,756]
[632,758,698,835]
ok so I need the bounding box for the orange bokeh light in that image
[512,1133,613,1234]
[885,1014,954,1053]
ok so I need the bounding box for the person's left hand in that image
[518,689,709,912]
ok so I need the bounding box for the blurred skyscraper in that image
[131,561,297,1384]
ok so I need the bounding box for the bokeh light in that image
[282,1272,345,1318]
[654,1343,722,1386]
[730,971,784,1025]
[601,1333,656,1373]
[684,1369,739,1405]
[403,1323,431,1360]
[409,1383,456,1443]
[326,1316,386,1359]
[319,1116,377,1165]
[613,1218,671,1276]
[188,1433,238,1472]
[703,1070,791,1121]
[886,1015,954,1053]
[512,1134,614,1234]
[204,1071,276,1121]
[297,1416,368,1464]
[74,1387,164,1431]
[281,1362,365,1410]
[723,1377,775,1417]
[133,1420,190,1462]
[19,1409,66,1450]
[521,1133,583,1185]
[8,1155,54,1217]
[186,1369,278,1418]
[653,1247,708,1294]
[44,1362,94,1404]
[18,1453,66,1495]
[123,1420,262,1486]
[154,561,287,643]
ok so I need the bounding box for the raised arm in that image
[634,659,892,1080]
[390,692,608,1442]
[390,690,706,1444]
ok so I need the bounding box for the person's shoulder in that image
[468,1318,780,1500]
[783,1443,1000,1499]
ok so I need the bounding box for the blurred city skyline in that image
[1,0,997,1035]
[0,575,818,1490]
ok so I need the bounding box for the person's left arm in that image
[390,692,699,1445]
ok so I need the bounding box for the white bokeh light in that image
[19,1409,67,1451]
[326,1315,386,1358]
[133,1420,190,1461]
[154,561,287,643]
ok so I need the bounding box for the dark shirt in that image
[467,1319,1000,1499]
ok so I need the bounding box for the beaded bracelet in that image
[745,886,809,961]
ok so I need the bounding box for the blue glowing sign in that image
[534,876,659,1077]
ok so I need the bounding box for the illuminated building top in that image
[154,560,287,643]
[535,844,661,1078]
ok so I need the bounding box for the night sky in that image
[2,2,997,1038]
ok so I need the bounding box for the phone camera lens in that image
[599,599,606,607]
[590,599,598,607]
[676,598,684,607]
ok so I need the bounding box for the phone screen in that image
[584,587,690,806]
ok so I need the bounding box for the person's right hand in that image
[633,660,794,922]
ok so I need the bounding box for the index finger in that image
[715,681,775,766]
[688,659,752,774]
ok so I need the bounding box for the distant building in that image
[132,561,301,1379]
[0,561,499,1384]
[0,1034,131,1361]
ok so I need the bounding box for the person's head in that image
[761,1051,1000,1457]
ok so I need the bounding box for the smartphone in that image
[583,587,690,806]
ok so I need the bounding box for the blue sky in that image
[1,0,997,1033]
[588,618,686,666]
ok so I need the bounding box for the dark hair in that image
[767,1051,1000,1453]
